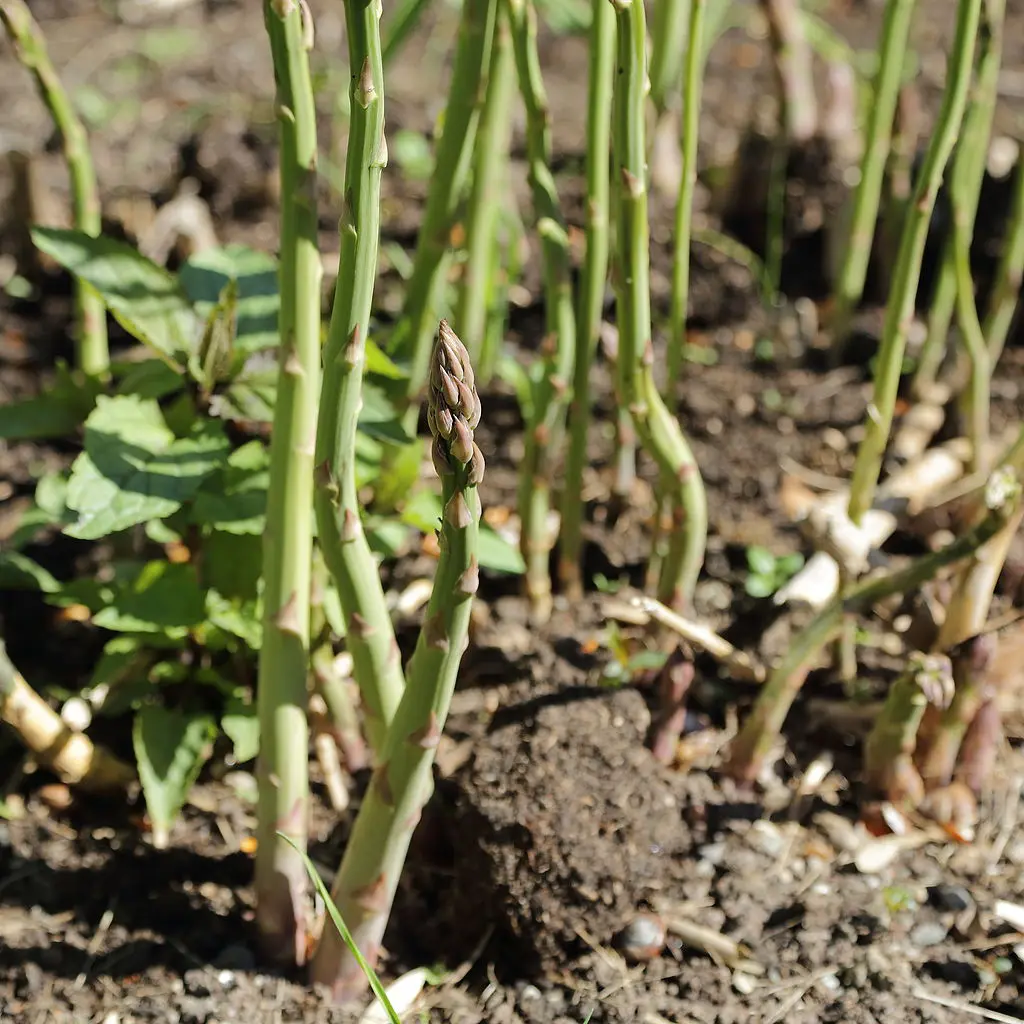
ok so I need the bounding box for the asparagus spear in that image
[256,0,322,965]
[310,322,483,1002]
[1,0,108,377]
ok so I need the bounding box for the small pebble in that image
[817,972,841,994]
[615,913,666,962]
[217,969,236,989]
[909,921,949,947]
[732,972,757,995]
[699,842,727,866]
[517,983,542,1002]
[927,884,973,914]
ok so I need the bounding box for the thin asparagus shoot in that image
[256,0,322,965]
[758,0,818,145]
[984,153,1024,364]
[612,0,707,612]
[668,0,709,389]
[726,469,1018,783]
[863,653,953,807]
[391,0,497,419]
[847,0,984,525]
[912,0,1004,397]
[830,0,917,346]
[505,0,577,622]
[455,7,515,367]
[0,0,108,378]
[310,322,483,1002]
[559,0,614,598]
[649,0,689,117]
[314,0,405,757]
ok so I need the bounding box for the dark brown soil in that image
[3,1,1024,1023]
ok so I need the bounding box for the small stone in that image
[216,969,236,988]
[927,884,973,914]
[700,842,727,866]
[615,913,666,962]
[732,972,757,995]
[817,973,841,994]
[909,921,949,947]
[517,983,542,1002]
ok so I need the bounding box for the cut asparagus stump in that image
[310,321,484,1002]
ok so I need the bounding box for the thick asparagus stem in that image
[758,0,818,145]
[984,156,1024,363]
[505,0,577,623]
[392,0,497,415]
[455,8,515,367]
[863,653,953,806]
[830,0,917,345]
[726,471,1017,783]
[0,0,108,378]
[847,0,983,525]
[913,0,1004,397]
[559,0,614,599]
[255,0,322,965]
[0,640,134,792]
[310,322,483,1002]
[314,0,404,757]
[611,0,707,612]
[667,0,708,388]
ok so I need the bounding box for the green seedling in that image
[744,545,805,598]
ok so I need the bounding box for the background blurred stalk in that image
[830,0,917,348]
[392,0,497,419]
[912,0,1004,397]
[0,0,109,379]
[506,0,577,623]
[758,0,818,144]
[455,8,515,367]
[611,0,706,613]
[314,0,402,757]
[310,323,483,1002]
[256,0,322,966]
[847,0,983,525]
[559,0,614,599]
[649,0,689,117]
[984,154,1024,363]
[668,0,708,388]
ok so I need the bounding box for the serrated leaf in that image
[113,358,184,401]
[191,441,269,534]
[178,244,279,355]
[214,370,277,424]
[222,694,259,764]
[65,396,230,539]
[134,706,216,848]
[92,561,206,634]
[31,228,196,363]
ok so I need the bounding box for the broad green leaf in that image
[36,472,71,522]
[133,706,216,848]
[31,228,196,362]
[0,365,99,440]
[191,441,268,535]
[86,637,160,716]
[205,589,261,649]
[65,396,230,539]
[92,561,206,634]
[201,531,262,602]
[745,545,777,577]
[179,244,279,354]
[365,338,407,380]
[0,552,61,592]
[113,357,184,401]
[222,694,259,764]
[744,574,776,599]
[49,559,146,612]
[359,384,413,445]
[366,518,412,559]
[214,370,276,424]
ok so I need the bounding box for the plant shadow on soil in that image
[3,1,1024,1022]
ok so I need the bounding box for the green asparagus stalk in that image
[879,81,921,283]
[559,0,614,599]
[612,0,707,613]
[864,652,953,807]
[668,0,709,388]
[0,0,108,378]
[455,8,515,367]
[314,0,404,757]
[256,0,322,965]
[847,0,983,525]
[912,0,1004,397]
[758,0,818,145]
[505,0,577,623]
[649,0,689,117]
[391,0,497,416]
[984,155,1024,364]
[310,321,483,1002]
[726,467,1018,783]
[830,0,917,346]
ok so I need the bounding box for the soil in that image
[2,1,1024,1023]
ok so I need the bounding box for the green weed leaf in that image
[745,546,777,578]
[65,396,230,539]
[92,561,206,635]
[31,228,196,363]
[222,694,259,764]
[191,441,269,535]
[134,706,216,848]
[0,364,100,441]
